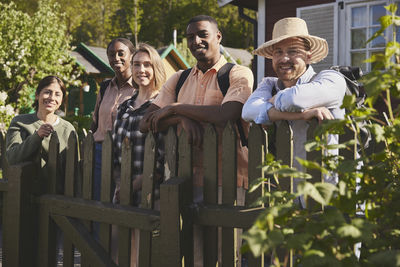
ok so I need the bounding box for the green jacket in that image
[6,113,77,174]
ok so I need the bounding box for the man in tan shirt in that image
[140,15,253,266]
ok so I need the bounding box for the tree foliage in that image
[11,0,255,49]
[243,4,400,266]
[0,0,82,111]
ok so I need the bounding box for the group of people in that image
[5,14,346,267]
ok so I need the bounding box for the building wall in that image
[264,0,336,77]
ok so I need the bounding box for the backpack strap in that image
[174,63,248,147]
[175,68,192,101]
[217,62,235,96]
[90,79,111,133]
[216,63,248,147]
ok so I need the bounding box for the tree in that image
[138,0,255,49]
[0,0,82,111]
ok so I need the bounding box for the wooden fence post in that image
[64,132,79,267]
[82,132,95,267]
[159,177,192,267]
[37,133,60,267]
[118,138,133,267]
[246,124,268,267]
[306,120,324,210]
[177,129,193,267]
[275,121,293,193]
[4,162,39,267]
[139,133,158,267]
[221,122,237,267]
[100,131,114,255]
[203,124,218,266]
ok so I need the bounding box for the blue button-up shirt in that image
[242,66,346,194]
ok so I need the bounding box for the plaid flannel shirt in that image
[112,91,164,186]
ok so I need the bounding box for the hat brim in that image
[253,35,328,64]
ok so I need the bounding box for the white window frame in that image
[297,2,338,66]
[344,0,399,72]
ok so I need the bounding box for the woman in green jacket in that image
[6,76,76,177]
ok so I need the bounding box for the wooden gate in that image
[0,119,358,267]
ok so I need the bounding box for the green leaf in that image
[241,226,268,257]
[275,168,312,179]
[367,124,385,143]
[337,224,362,238]
[297,181,332,205]
[385,3,398,14]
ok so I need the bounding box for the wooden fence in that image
[0,120,358,267]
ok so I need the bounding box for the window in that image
[347,1,400,72]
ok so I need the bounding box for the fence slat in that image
[246,124,267,267]
[203,124,219,266]
[177,129,194,267]
[64,132,78,267]
[306,120,323,210]
[4,162,39,267]
[37,133,60,267]
[82,132,95,267]
[275,121,293,192]
[118,138,133,267]
[159,177,191,267]
[141,132,162,267]
[221,122,237,267]
[165,127,178,180]
[100,131,113,254]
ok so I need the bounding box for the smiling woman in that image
[5,76,77,178]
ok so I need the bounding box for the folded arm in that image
[274,70,346,112]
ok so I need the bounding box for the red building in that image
[219,0,397,84]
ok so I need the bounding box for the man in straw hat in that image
[242,17,346,206]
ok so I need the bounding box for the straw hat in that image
[253,17,328,64]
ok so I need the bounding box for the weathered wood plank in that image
[37,203,58,267]
[159,177,191,267]
[178,129,194,266]
[82,132,95,200]
[39,195,160,230]
[306,120,323,210]
[37,134,60,267]
[118,138,133,267]
[247,124,267,205]
[139,133,158,267]
[275,121,293,193]
[165,127,178,180]
[64,132,78,267]
[82,132,95,267]
[47,133,60,194]
[246,124,267,267]
[221,122,237,267]
[52,215,118,267]
[100,131,113,253]
[4,162,39,267]
[203,124,218,267]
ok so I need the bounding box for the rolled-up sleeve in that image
[274,70,346,112]
[242,78,276,124]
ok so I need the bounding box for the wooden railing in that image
[0,119,358,267]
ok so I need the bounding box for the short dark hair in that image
[106,38,135,55]
[187,15,219,30]
[33,76,66,112]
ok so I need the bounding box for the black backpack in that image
[175,63,248,147]
[330,66,371,151]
